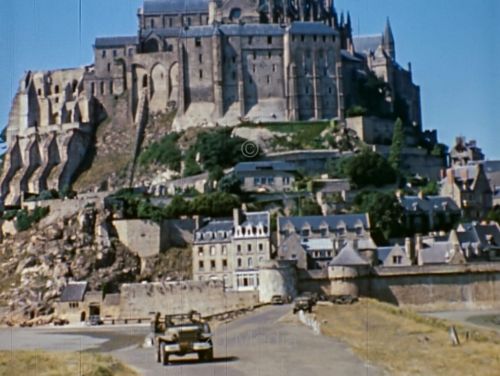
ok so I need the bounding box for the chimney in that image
[233,208,241,227]
[404,237,414,263]
[193,215,201,230]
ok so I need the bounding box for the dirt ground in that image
[315,299,500,376]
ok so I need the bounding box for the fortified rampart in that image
[326,263,500,309]
[119,281,258,318]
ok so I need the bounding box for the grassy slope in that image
[315,299,500,376]
[0,351,138,376]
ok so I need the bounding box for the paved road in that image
[112,305,381,376]
[0,305,381,375]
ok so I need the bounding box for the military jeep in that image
[152,311,213,365]
[293,296,313,314]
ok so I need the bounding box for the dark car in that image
[301,291,318,305]
[293,296,313,314]
[271,295,285,305]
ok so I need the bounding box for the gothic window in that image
[210,260,216,270]
[199,70,203,79]
[222,259,228,270]
[247,244,252,252]
[107,63,111,72]
[100,82,104,95]
[142,75,148,88]
[37,89,42,96]
[195,37,201,47]
[102,50,106,58]
[258,243,264,252]
[199,260,204,270]
[109,81,113,95]
[267,36,272,44]
[54,85,60,94]
[237,258,242,267]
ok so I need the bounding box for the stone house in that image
[415,234,466,266]
[55,282,102,323]
[232,161,298,192]
[440,164,493,220]
[278,213,371,247]
[377,244,412,267]
[399,192,461,233]
[192,209,271,291]
[456,222,500,261]
[449,137,484,167]
[277,213,375,268]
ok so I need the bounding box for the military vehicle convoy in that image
[152,311,214,366]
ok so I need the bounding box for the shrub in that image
[14,206,50,232]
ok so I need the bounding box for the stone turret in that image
[258,260,297,303]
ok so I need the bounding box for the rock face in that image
[0,203,141,326]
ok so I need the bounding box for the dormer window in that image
[337,227,345,236]
[301,229,310,237]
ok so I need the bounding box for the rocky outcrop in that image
[0,204,141,326]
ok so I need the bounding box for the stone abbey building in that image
[1,0,422,205]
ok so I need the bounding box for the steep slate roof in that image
[457,223,500,249]
[143,0,209,15]
[353,34,382,54]
[60,282,88,302]
[302,238,333,251]
[95,36,138,48]
[279,213,369,232]
[242,211,269,228]
[377,247,393,263]
[198,219,233,233]
[220,24,285,37]
[400,195,460,212]
[329,243,368,266]
[288,22,338,35]
[419,242,451,264]
[234,161,297,173]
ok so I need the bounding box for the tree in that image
[139,132,182,171]
[421,181,439,196]
[164,196,191,218]
[218,173,242,194]
[353,191,404,244]
[299,198,322,216]
[343,149,397,188]
[190,192,240,217]
[388,118,404,172]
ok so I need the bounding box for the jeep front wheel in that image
[160,343,169,366]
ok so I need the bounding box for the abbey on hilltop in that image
[1,0,425,206]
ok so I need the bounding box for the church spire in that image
[383,17,396,60]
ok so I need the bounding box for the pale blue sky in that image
[0,0,498,158]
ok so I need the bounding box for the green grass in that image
[239,121,330,150]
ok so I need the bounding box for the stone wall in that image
[119,281,259,318]
[346,116,394,145]
[367,264,500,308]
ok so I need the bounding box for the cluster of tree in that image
[107,189,241,223]
[353,190,404,245]
[334,148,398,188]
[138,132,182,172]
[184,128,259,177]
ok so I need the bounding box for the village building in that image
[232,161,298,192]
[192,209,271,291]
[440,164,493,220]
[399,193,461,233]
